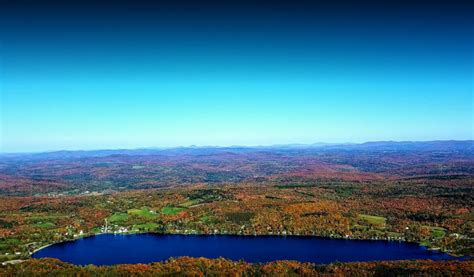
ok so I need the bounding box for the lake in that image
[32,234,458,265]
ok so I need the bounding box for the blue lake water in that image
[32,234,459,265]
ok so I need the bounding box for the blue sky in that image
[1,0,473,152]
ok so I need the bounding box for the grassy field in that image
[128,207,157,218]
[27,215,62,229]
[161,206,186,215]
[34,222,56,228]
[424,226,446,238]
[132,223,159,231]
[108,212,129,223]
[358,214,386,228]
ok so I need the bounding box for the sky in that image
[1,0,473,152]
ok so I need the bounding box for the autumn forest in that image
[0,141,472,275]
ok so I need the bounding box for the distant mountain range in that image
[1,140,472,160]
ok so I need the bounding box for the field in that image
[358,214,386,228]
[161,206,186,215]
[108,213,128,223]
[128,207,157,218]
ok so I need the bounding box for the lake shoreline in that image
[31,233,466,266]
[30,231,398,254]
[30,231,464,259]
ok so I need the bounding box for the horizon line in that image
[1,139,472,155]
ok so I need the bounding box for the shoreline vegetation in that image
[30,243,53,255]
[1,257,473,276]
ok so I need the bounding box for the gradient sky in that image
[1,0,473,152]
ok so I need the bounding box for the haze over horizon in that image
[1,139,472,155]
[1,0,473,152]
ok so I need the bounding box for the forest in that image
[0,141,472,274]
[1,258,473,276]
